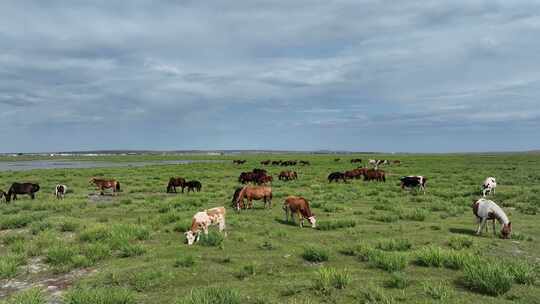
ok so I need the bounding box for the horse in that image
[256,175,273,185]
[279,170,297,181]
[252,168,267,175]
[363,169,386,182]
[55,184,68,199]
[472,198,512,238]
[185,180,202,193]
[328,172,346,183]
[235,186,272,210]
[167,177,186,193]
[344,168,366,180]
[5,182,40,202]
[90,178,121,195]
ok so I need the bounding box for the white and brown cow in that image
[55,184,68,199]
[283,196,316,228]
[472,198,511,238]
[482,177,497,197]
[400,176,427,194]
[185,207,227,245]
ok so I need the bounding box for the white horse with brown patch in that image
[55,184,68,199]
[185,207,227,245]
[472,198,511,238]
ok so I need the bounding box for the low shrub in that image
[63,287,136,304]
[462,262,513,296]
[448,236,474,250]
[174,255,196,268]
[423,281,453,300]
[312,267,351,295]
[367,250,408,272]
[302,247,329,263]
[198,231,224,247]
[177,287,241,304]
[376,239,412,251]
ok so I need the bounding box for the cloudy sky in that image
[1,1,539,153]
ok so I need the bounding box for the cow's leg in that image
[476,218,487,235]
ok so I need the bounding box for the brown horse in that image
[363,169,386,182]
[90,177,121,195]
[279,170,297,181]
[235,186,272,210]
[5,183,40,202]
[167,177,186,193]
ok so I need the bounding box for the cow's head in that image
[501,222,512,239]
[307,216,317,228]
[184,231,196,245]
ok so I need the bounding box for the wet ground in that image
[0,159,223,171]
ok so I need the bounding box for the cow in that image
[185,207,227,245]
[350,158,362,164]
[369,159,388,169]
[472,198,511,239]
[400,176,426,194]
[283,196,316,228]
[55,184,68,199]
[482,177,497,197]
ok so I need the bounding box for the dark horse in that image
[90,177,121,195]
[185,180,202,193]
[167,177,186,193]
[328,172,347,183]
[5,183,40,202]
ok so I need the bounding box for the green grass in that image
[177,287,241,304]
[1,287,46,304]
[0,153,539,303]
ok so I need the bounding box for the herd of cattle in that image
[0,159,509,245]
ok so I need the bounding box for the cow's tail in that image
[116,182,121,192]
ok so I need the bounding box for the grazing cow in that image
[328,172,347,183]
[283,196,316,228]
[5,182,40,201]
[235,186,272,210]
[400,176,427,193]
[167,177,186,193]
[299,160,311,166]
[184,180,202,192]
[185,207,227,245]
[55,184,68,199]
[279,170,297,181]
[482,177,497,197]
[260,160,271,165]
[472,198,511,239]
[363,169,385,182]
[350,158,362,164]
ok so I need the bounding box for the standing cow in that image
[482,177,497,197]
[185,207,227,245]
[283,196,316,228]
[400,176,427,194]
[55,184,68,199]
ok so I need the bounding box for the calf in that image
[283,196,316,228]
[400,176,426,193]
[185,207,227,245]
[472,198,511,238]
[55,184,68,199]
[482,177,497,197]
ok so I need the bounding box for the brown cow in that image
[283,196,316,228]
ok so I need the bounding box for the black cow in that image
[400,176,427,194]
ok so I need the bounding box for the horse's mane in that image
[236,186,248,204]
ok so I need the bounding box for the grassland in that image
[0,153,539,303]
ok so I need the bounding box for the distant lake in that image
[0,159,223,172]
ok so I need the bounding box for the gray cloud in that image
[0,1,539,152]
